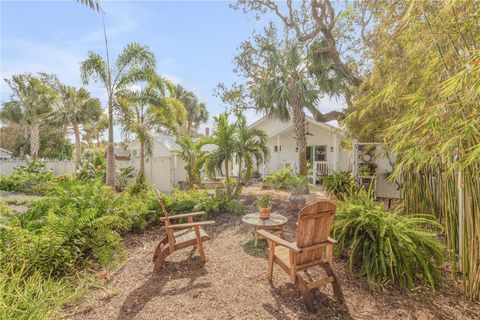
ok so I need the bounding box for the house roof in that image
[249,114,343,137]
[0,148,12,155]
[152,132,181,151]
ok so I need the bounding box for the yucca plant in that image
[333,189,445,290]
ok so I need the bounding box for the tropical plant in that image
[233,112,269,195]
[344,1,480,298]
[0,160,53,195]
[264,168,294,190]
[80,42,157,187]
[174,134,206,188]
[200,112,238,197]
[172,84,209,134]
[1,73,57,159]
[288,174,309,196]
[115,166,136,192]
[118,75,185,175]
[255,195,272,209]
[321,171,355,200]
[76,149,105,182]
[46,85,102,168]
[82,113,108,147]
[76,0,101,11]
[333,198,445,290]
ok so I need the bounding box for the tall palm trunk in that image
[139,140,145,175]
[235,157,243,196]
[187,119,192,134]
[291,103,307,175]
[105,103,115,187]
[224,157,231,197]
[72,121,82,169]
[30,122,40,160]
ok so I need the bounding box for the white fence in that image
[0,159,76,176]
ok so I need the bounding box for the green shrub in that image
[320,171,355,200]
[264,168,294,189]
[0,265,77,320]
[332,191,445,290]
[76,150,105,182]
[0,160,53,195]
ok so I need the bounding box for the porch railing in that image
[312,161,333,182]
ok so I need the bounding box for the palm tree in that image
[1,73,56,159]
[47,86,102,168]
[174,134,206,188]
[233,113,269,195]
[80,42,156,187]
[76,0,101,11]
[172,84,209,134]
[252,42,321,178]
[83,113,108,147]
[200,112,238,196]
[118,76,185,175]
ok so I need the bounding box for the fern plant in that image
[333,194,445,290]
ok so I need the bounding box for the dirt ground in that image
[67,186,480,320]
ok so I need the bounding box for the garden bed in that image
[67,186,480,320]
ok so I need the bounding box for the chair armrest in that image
[257,230,302,253]
[166,221,215,229]
[160,211,206,221]
[327,237,337,244]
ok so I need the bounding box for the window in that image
[132,149,138,157]
[314,145,327,161]
[273,145,282,152]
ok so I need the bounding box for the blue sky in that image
[1,0,343,133]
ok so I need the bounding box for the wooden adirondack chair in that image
[257,200,344,312]
[152,191,215,271]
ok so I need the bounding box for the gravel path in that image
[68,187,480,320]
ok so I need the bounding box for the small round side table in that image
[242,212,288,247]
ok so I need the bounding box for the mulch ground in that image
[67,186,480,320]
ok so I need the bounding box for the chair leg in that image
[152,237,168,262]
[194,226,206,262]
[153,247,171,271]
[267,241,275,281]
[296,275,315,312]
[320,262,344,301]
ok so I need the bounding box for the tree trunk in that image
[235,157,243,195]
[139,140,145,176]
[72,121,82,169]
[187,119,192,134]
[291,104,307,175]
[30,122,40,160]
[105,102,115,187]
[225,157,230,197]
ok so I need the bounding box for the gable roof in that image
[152,132,180,151]
[250,114,342,137]
[0,148,12,155]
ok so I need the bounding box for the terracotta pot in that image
[259,206,272,220]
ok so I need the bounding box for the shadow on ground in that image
[117,254,210,320]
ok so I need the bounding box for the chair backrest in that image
[155,190,170,225]
[295,200,336,265]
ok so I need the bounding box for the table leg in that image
[254,226,259,247]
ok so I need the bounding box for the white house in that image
[249,115,351,181]
[128,133,188,192]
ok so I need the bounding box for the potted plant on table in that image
[255,195,272,220]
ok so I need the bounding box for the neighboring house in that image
[0,148,12,160]
[129,133,188,192]
[249,115,352,181]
